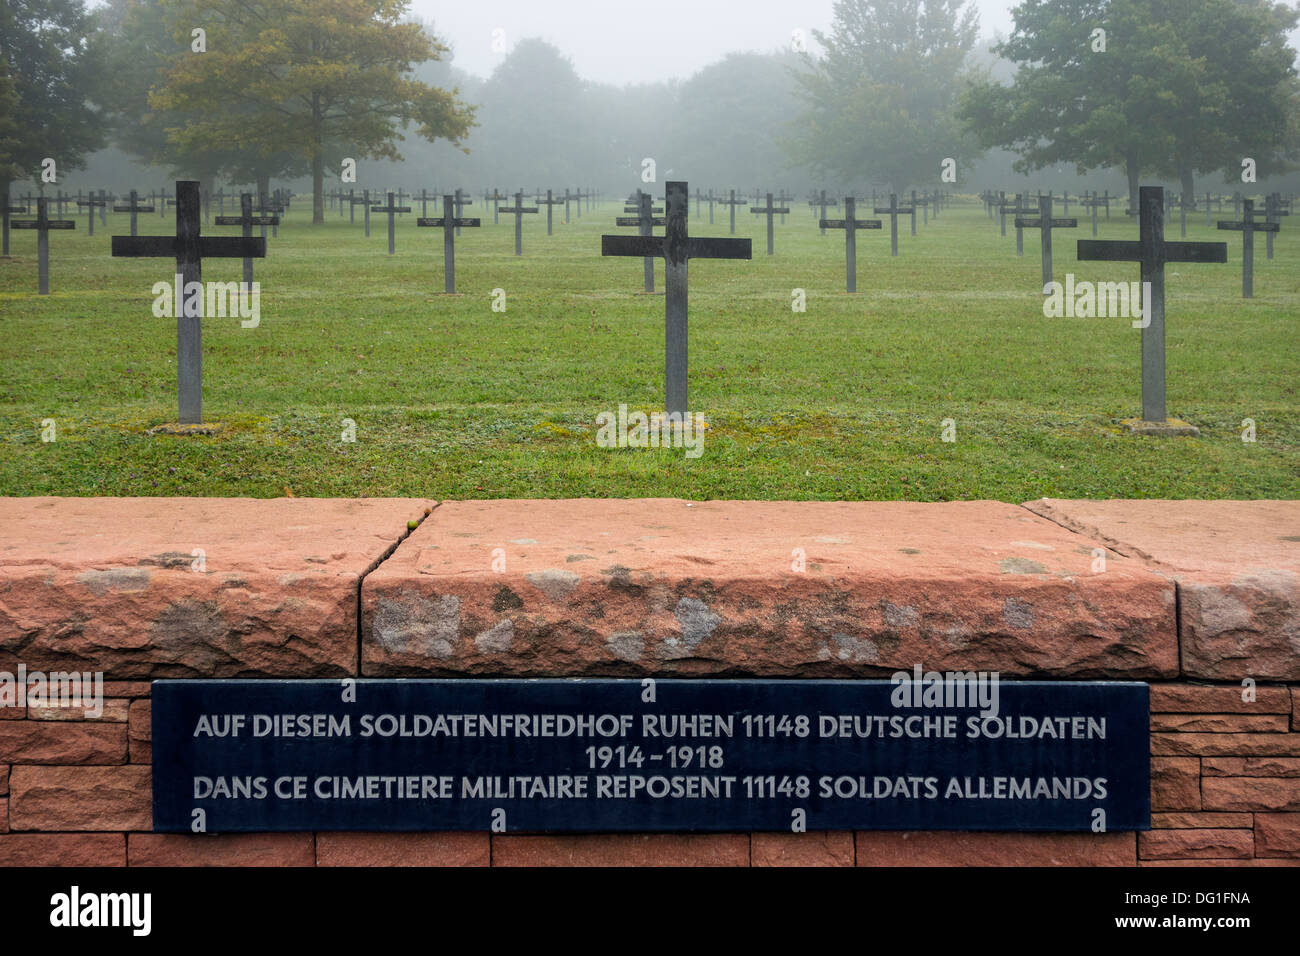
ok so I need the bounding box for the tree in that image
[667,51,807,187]
[151,0,475,223]
[959,0,1298,208]
[791,0,982,193]
[0,0,105,203]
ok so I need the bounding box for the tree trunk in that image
[1179,165,1194,209]
[312,92,325,225]
[1125,152,1140,216]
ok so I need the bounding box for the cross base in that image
[148,422,227,437]
[1121,417,1200,437]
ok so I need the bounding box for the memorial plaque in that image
[153,678,1149,833]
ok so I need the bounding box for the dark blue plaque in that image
[151,679,1149,833]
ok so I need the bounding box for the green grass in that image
[1,196,1297,500]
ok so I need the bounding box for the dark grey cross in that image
[215,193,278,287]
[995,191,1014,237]
[76,192,107,237]
[214,188,228,217]
[750,192,790,255]
[417,195,481,294]
[601,181,751,415]
[873,193,915,257]
[258,192,285,238]
[615,192,666,292]
[563,188,581,224]
[97,189,112,226]
[811,190,838,236]
[112,180,266,424]
[1231,192,1242,218]
[1015,195,1077,286]
[454,188,472,236]
[982,190,995,219]
[1217,199,1279,298]
[158,185,171,218]
[370,191,412,255]
[1204,192,1215,229]
[820,197,882,293]
[1078,185,1227,424]
[913,189,930,227]
[536,189,563,235]
[11,198,75,294]
[500,191,538,256]
[1060,191,1072,217]
[704,188,716,225]
[1081,191,1108,237]
[350,189,372,236]
[717,189,747,234]
[417,188,437,219]
[776,188,790,224]
[571,188,585,219]
[1264,193,1289,260]
[114,190,156,237]
[487,189,507,225]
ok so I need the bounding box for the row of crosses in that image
[3,180,1281,437]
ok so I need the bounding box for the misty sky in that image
[412,0,1020,84]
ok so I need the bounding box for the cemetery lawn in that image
[1,198,1297,501]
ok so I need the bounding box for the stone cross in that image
[111,180,266,424]
[1015,195,1077,286]
[215,193,279,287]
[820,197,882,293]
[811,190,839,236]
[601,181,751,415]
[1264,193,1289,260]
[11,197,75,294]
[615,191,666,293]
[76,192,108,237]
[417,195,481,294]
[350,189,372,236]
[1081,191,1108,237]
[114,190,156,237]
[370,191,412,255]
[717,189,748,234]
[995,191,1015,238]
[1217,198,1279,298]
[1077,185,1227,424]
[454,188,472,236]
[912,189,930,227]
[258,192,285,238]
[873,193,914,257]
[417,188,437,219]
[486,189,507,225]
[749,192,790,255]
[536,189,563,235]
[500,191,538,256]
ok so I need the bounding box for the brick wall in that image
[1,496,1296,866]
[1,679,1295,866]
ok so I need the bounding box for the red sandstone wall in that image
[1,497,1296,866]
[1,679,1296,866]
